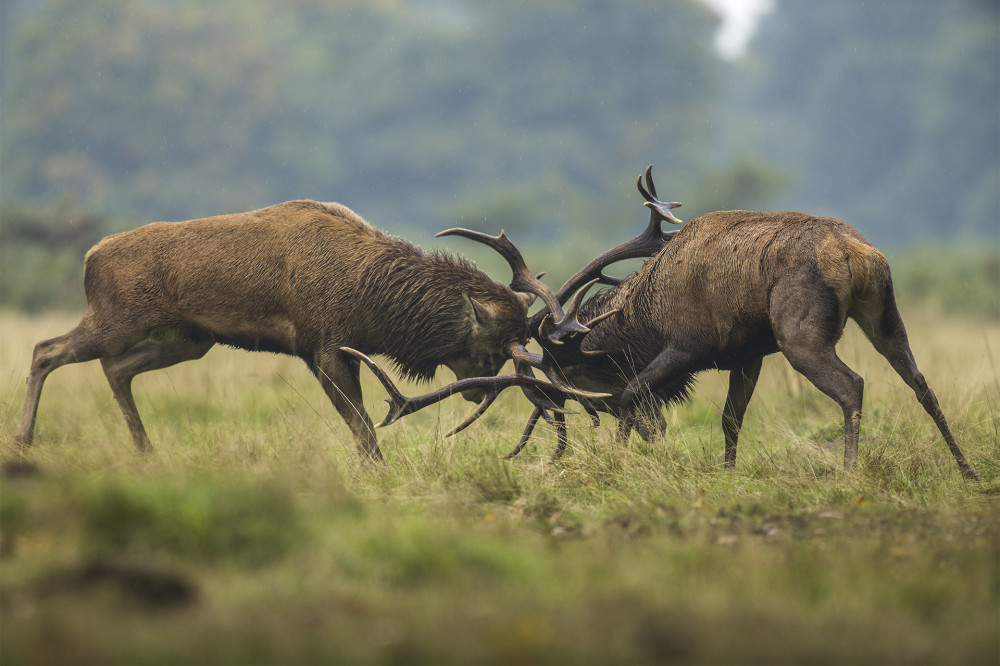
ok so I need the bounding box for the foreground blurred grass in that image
[1,308,998,664]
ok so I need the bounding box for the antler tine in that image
[508,407,568,459]
[440,382,573,438]
[505,339,606,460]
[638,165,683,227]
[583,307,621,330]
[643,164,657,199]
[437,228,588,342]
[443,375,573,438]
[505,341,592,395]
[506,397,599,460]
[447,393,568,438]
[436,228,558,311]
[340,347,409,426]
[506,393,602,460]
[504,406,544,459]
[636,166,655,204]
[563,278,602,326]
[539,277,615,344]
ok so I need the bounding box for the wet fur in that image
[546,210,977,478]
[19,200,528,460]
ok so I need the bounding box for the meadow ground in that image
[1,308,997,664]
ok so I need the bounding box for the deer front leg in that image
[617,347,696,445]
[634,404,667,443]
[551,411,569,458]
[312,349,383,462]
[16,331,79,446]
[722,358,763,469]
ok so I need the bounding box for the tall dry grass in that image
[1,307,997,664]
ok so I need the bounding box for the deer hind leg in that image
[15,311,145,446]
[771,280,865,470]
[778,342,864,471]
[100,338,213,452]
[312,349,383,462]
[722,358,763,469]
[854,300,979,480]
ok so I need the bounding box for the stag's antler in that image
[558,277,621,334]
[436,228,590,343]
[528,166,682,333]
[513,166,683,455]
[503,399,601,460]
[636,164,683,227]
[341,347,610,437]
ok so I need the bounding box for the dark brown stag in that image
[361,168,978,480]
[14,200,601,460]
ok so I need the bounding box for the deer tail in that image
[843,238,889,300]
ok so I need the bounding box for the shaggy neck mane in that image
[355,235,510,382]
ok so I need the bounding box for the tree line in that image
[1,0,996,312]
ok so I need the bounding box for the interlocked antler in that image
[530,166,683,334]
[341,347,610,437]
[502,337,605,459]
[515,166,684,455]
[436,228,590,343]
[504,340,580,392]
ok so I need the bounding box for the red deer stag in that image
[14,200,603,460]
[356,168,979,480]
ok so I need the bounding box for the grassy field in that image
[1,307,997,664]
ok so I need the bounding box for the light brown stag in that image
[15,200,602,460]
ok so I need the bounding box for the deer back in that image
[581,211,891,369]
[83,200,528,376]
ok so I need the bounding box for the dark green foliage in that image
[0,203,125,311]
[0,0,722,233]
[740,0,999,244]
[887,244,1000,318]
[1,0,995,312]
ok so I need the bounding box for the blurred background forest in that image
[1,0,997,314]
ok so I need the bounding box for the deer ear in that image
[515,291,536,310]
[462,290,493,334]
